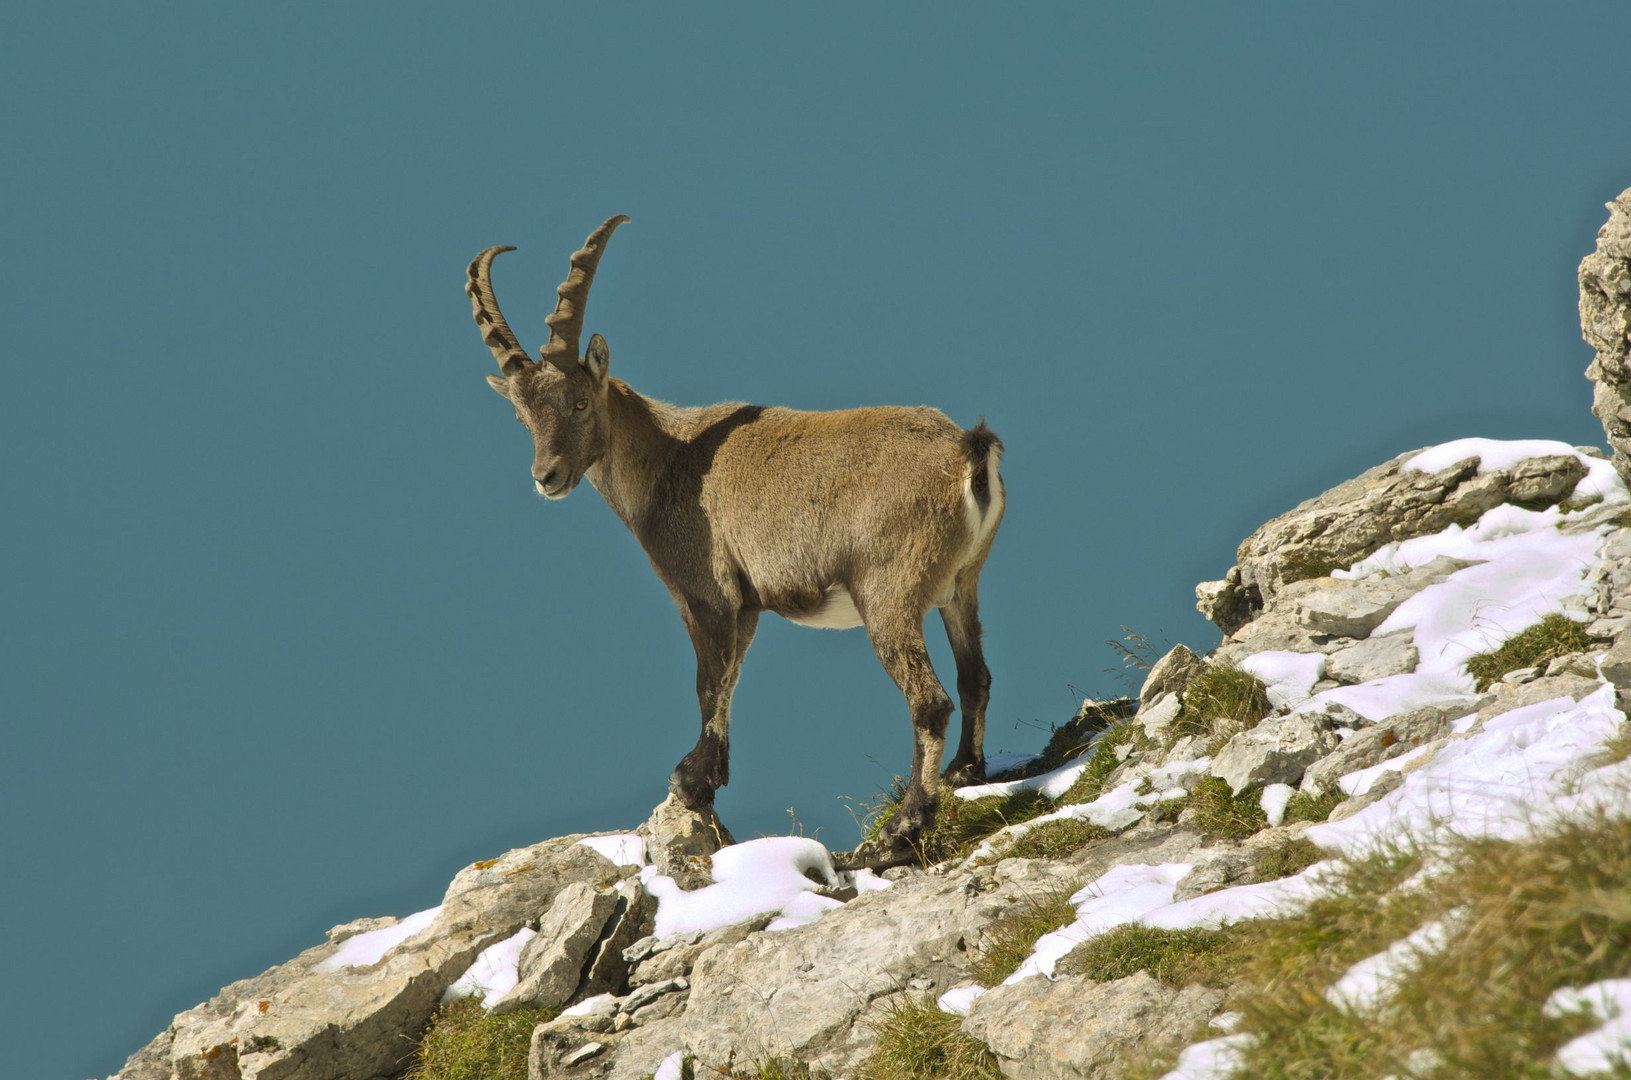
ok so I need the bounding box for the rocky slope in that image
[112,190,1631,1080]
[111,434,1631,1080]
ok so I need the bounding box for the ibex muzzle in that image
[466,217,1005,867]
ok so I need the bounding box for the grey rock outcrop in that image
[489,883,621,1016]
[1140,644,1205,705]
[1582,187,1631,486]
[1326,629,1419,684]
[963,971,1225,1080]
[114,837,631,1080]
[1197,452,1585,635]
[639,795,735,883]
[1211,712,1340,794]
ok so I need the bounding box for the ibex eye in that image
[574,400,589,411]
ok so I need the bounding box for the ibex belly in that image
[785,585,865,629]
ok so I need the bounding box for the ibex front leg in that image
[670,606,758,810]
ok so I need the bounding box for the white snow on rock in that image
[1260,783,1295,827]
[1545,979,1631,1075]
[314,905,442,972]
[1002,863,1193,983]
[442,925,536,1005]
[577,834,647,867]
[1404,439,1625,508]
[937,984,987,1016]
[641,836,842,938]
[953,757,1089,801]
[653,1050,687,1080]
[1307,685,1627,855]
[1337,741,1438,797]
[1241,650,1326,709]
[1157,1033,1256,1080]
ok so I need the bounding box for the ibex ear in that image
[485,374,511,398]
[583,334,610,385]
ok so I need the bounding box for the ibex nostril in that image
[536,470,560,490]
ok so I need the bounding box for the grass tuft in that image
[1252,837,1326,882]
[404,998,556,1080]
[859,995,1003,1080]
[1058,923,1235,988]
[860,779,1053,865]
[1170,666,1272,744]
[1188,777,1268,840]
[999,818,1110,861]
[1463,613,1595,691]
[1056,721,1143,806]
[970,887,1081,986]
[1038,697,1138,770]
[1283,789,1342,824]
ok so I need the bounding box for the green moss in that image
[1278,546,1347,584]
[1000,818,1110,861]
[860,996,1003,1080]
[1558,493,1605,514]
[1188,777,1268,840]
[970,887,1081,986]
[1463,613,1595,691]
[1282,789,1342,824]
[405,998,556,1080]
[1058,923,1235,988]
[1170,665,1272,744]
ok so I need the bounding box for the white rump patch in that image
[786,585,864,630]
[961,446,1004,561]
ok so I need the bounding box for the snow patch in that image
[315,906,442,973]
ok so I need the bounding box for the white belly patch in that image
[786,585,865,630]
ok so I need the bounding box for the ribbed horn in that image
[540,215,630,371]
[466,246,533,376]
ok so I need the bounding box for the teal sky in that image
[4,4,1629,1076]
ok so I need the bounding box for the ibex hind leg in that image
[940,572,991,787]
[670,609,758,810]
[862,606,954,855]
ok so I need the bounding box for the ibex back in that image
[466,216,1004,866]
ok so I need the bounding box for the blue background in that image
[3,4,1629,1076]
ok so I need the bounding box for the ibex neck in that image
[586,379,686,527]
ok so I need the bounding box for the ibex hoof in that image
[942,760,987,787]
[831,838,920,873]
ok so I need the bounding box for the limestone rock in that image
[1140,644,1205,705]
[962,971,1225,1080]
[1300,705,1466,794]
[1196,451,1584,635]
[670,859,1072,1076]
[638,794,735,882]
[1581,187,1631,486]
[1210,713,1340,794]
[1139,692,1182,742]
[115,836,627,1080]
[1325,629,1418,684]
[490,882,621,1015]
[577,882,659,1000]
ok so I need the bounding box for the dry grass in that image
[858,995,1003,1080]
[1122,810,1631,1079]
[1252,836,1326,882]
[1463,613,1595,691]
[970,886,1082,986]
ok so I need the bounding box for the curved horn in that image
[466,246,533,375]
[540,214,630,370]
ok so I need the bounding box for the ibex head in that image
[467,215,630,499]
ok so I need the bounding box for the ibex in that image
[465,216,1004,865]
